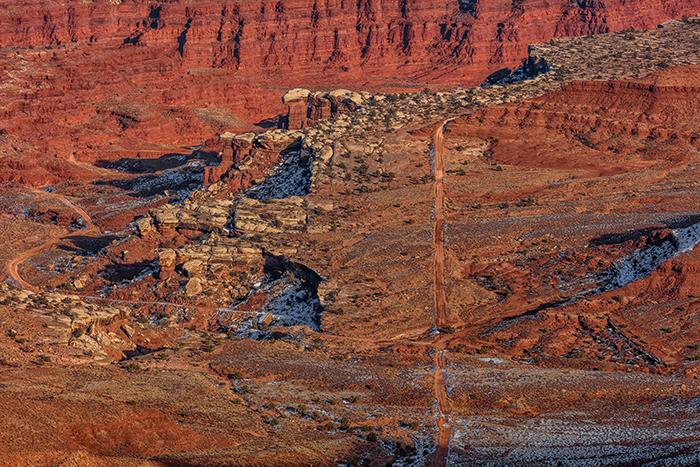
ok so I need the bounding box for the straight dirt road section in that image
[431,120,453,465]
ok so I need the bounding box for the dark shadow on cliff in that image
[95,151,218,174]
[100,260,156,283]
[589,214,700,246]
[59,234,122,255]
[254,116,282,129]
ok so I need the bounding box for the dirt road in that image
[431,120,453,465]
[5,190,97,292]
[5,127,458,462]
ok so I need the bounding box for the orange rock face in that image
[2,0,696,70]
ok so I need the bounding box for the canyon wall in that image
[1,0,699,181]
[3,0,698,76]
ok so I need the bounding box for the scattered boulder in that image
[73,274,90,290]
[259,313,275,327]
[182,259,204,276]
[319,146,333,163]
[135,216,154,236]
[185,277,203,297]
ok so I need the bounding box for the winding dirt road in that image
[432,120,453,465]
[5,189,97,292]
[6,127,459,462]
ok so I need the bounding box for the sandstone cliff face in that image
[1,0,699,180]
[2,0,698,75]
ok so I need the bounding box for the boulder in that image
[158,249,177,278]
[259,313,275,327]
[319,146,334,163]
[152,207,178,226]
[135,216,154,236]
[185,277,203,297]
[282,88,311,104]
[182,259,205,276]
[73,274,90,290]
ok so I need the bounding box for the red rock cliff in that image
[2,0,698,75]
[0,0,698,176]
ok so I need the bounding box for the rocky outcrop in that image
[0,284,132,363]
[279,89,370,130]
[120,19,700,325]
[235,197,307,235]
[156,234,264,302]
[202,130,301,189]
[151,196,234,234]
[202,133,237,187]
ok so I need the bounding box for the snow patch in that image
[597,222,700,291]
[247,150,312,200]
[261,273,322,330]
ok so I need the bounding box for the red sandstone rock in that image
[203,135,237,186]
[2,0,696,72]
[202,131,290,190]
[1,0,699,180]
[280,88,371,129]
[283,101,309,130]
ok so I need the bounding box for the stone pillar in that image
[221,141,234,165]
[203,134,236,187]
[285,101,308,130]
[280,88,311,130]
[308,94,333,123]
